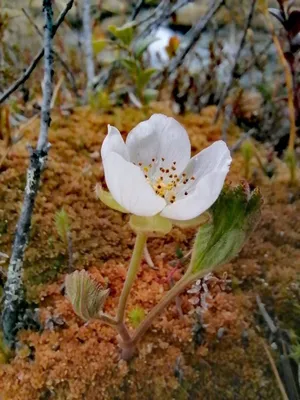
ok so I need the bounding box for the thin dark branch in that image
[256,295,278,334]
[136,0,192,38]
[1,0,72,348]
[130,0,145,21]
[0,0,74,104]
[166,0,225,77]
[230,128,255,153]
[214,0,257,122]
[21,7,79,98]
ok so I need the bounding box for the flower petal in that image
[161,168,230,220]
[101,125,129,161]
[126,114,190,176]
[174,141,231,199]
[104,152,166,216]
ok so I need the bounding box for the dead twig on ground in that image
[0,0,74,104]
[262,340,289,400]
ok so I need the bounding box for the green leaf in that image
[120,58,138,74]
[241,140,253,163]
[55,208,70,244]
[128,306,146,328]
[134,37,158,59]
[92,39,107,54]
[65,270,110,322]
[143,88,158,105]
[190,183,262,274]
[136,68,157,91]
[108,23,134,46]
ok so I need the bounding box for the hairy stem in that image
[117,233,147,323]
[129,274,194,346]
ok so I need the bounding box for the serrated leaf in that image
[65,270,110,322]
[190,183,262,274]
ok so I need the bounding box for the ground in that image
[0,104,299,399]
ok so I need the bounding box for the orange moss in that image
[1,105,299,399]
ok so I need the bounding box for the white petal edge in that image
[103,152,166,217]
[126,114,191,175]
[160,168,230,220]
[174,140,232,199]
[101,125,129,161]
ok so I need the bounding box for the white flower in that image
[101,114,232,221]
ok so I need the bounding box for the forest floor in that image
[0,104,299,399]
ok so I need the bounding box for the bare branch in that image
[165,0,224,77]
[214,0,257,122]
[1,0,72,348]
[21,7,79,98]
[0,0,74,104]
[82,0,95,90]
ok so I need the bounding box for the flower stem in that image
[117,232,147,323]
[130,273,195,346]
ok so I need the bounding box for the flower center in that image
[136,157,195,204]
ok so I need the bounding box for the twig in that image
[214,0,257,122]
[1,0,64,348]
[0,0,74,104]
[82,0,95,91]
[21,7,79,99]
[50,75,64,109]
[130,0,145,21]
[143,245,158,270]
[136,0,191,37]
[264,11,296,152]
[230,128,255,153]
[256,295,277,334]
[165,0,225,78]
[262,340,289,400]
[67,231,73,272]
[221,104,233,144]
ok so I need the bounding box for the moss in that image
[0,105,299,399]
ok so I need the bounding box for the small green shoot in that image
[285,149,297,185]
[55,208,70,244]
[128,306,146,328]
[241,140,254,180]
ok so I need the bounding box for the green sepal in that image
[171,212,210,228]
[95,183,129,213]
[129,214,172,235]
